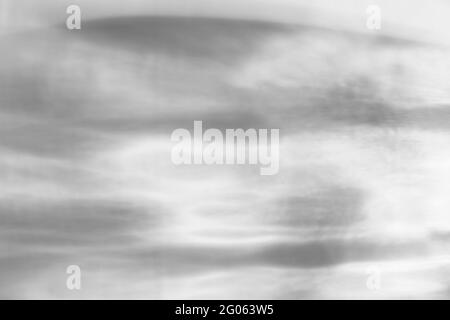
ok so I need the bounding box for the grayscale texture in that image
[0,0,450,299]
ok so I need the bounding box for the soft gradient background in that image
[0,0,450,299]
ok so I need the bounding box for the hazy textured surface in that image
[1,4,450,299]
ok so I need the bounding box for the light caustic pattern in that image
[0,0,450,299]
